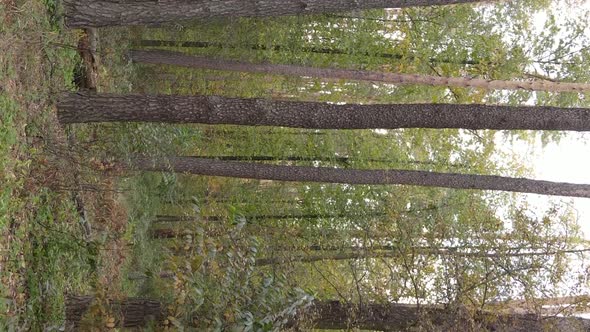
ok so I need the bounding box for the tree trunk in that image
[58,92,590,131]
[64,295,590,331]
[132,157,590,198]
[130,50,590,93]
[64,0,486,28]
[154,211,386,223]
[255,247,590,266]
[65,295,165,330]
[138,39,480,66]
[163,197,304,206]
[184,155,467,169]
[306,300,590,331]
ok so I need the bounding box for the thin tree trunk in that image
[132,157,590,198]
[138,39,480,66]
[58,92,590,131]
[163,197,304,206]
[306,300,590,331]
[64,0,486,28]
[130,50,590,93]
[185,155,468,169]
[302,244,588,253]
[492,295,590,316]
[255,247,590,266]
[194,155,355,164]
[149,227,364,240]
[154,211,386,223]
[65,295,165,330]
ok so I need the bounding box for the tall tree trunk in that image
[64,296,590,331]
[58,92,590,131]
[298,244,589,253]
[65,295,165,330]
[306,300,590,331]
[255,247,590,266]
[163,197,304,206]
[184,155,467,169]
[154,211,386,223]
[132,157,590,198]
[138,39,480,66]
[130,50,590,93]
[64,0,486,28]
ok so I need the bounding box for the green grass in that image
[0,0,100,329]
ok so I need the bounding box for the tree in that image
[132,156,590,198]
[138,39,482,66]
[255,246,590,266]
[64,0,487,28]
[65,296,590,331]
[154,211,385,223]
[65,295,165,329]
[58,92,590,131]
[129,50,590,93]
[303,300,590,331]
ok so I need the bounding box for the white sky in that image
[526,2,590,238]
[531,133,590,237]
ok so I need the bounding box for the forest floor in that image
[0,0,133,329]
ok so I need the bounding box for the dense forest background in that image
[2,0,590,330]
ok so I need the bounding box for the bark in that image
[58,92,590,131]
[256,247,590,266]
[64,0,486,28]
[132,157,590,198]
[64,295,590,331]
[130,50,590,93]
[154,211,386,223]
[150,227,365,240]
[163,197,304,206]
[304,244,589,253]
[184,155,466,169]
[192,155,355,164]
[65,295,165,330]
[307,300,590,331]
[138,39,480,66]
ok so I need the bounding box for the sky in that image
[531,133,590,237]
[527,2,590,238]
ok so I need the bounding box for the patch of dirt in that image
[1,0,16,25]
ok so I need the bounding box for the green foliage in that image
[111,2,590,327]
[5,0,590,329]
[0,0,95,329]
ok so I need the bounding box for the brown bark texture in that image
[58,92,590,131]
[132,157,590,198]
[65,295,165,330]
[64,0,485,27]
[138,39,480,65]
[307,300,590,331]
[130,50,590,93]
[153,211,385,223]
[64,296,590,331]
